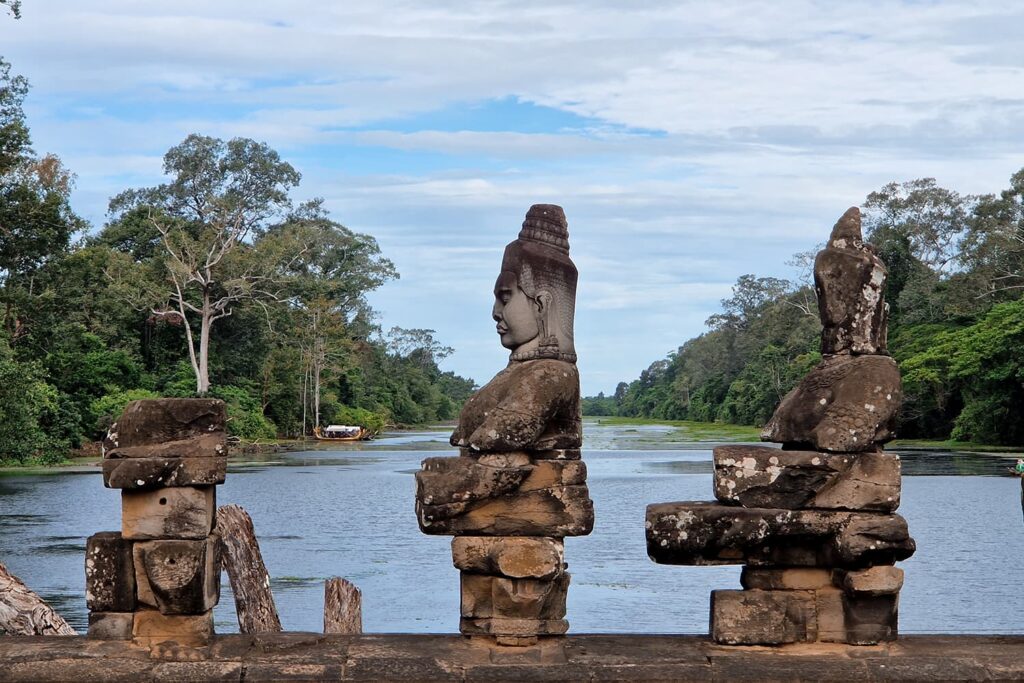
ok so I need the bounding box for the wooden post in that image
[214,504,282,633]
[324,577,362,634]
[0,561,76,635]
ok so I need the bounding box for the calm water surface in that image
[1,421,1022,635]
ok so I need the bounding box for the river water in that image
[1,421,1022,635]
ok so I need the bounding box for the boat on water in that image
[314,424,372,441]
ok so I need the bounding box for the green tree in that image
[0,340,63,463]
[106,134,305,394]
[0,60,86,343]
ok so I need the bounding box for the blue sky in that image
[3,1,1024,394]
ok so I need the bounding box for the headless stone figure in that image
[646,206,914,647]
[416,204,592,645]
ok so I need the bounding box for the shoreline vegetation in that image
[584,174,1024,451]
[0,57,478,469]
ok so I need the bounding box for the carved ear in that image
[535,290,552,315]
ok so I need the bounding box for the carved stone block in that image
[416,456,586,507]
[133,535,220,614]
[132,608,213,646]
[646,502,915,568]
[461,573,568,620]
[815,586,847,642]
[740,567,832,591]
[841,592,899,644]
[104,432,227,461]
[835,566,904,596]
[87,612,134,640]
[452,537,564,579]
[85,531,135,612]
[103,457,227,489]
[418,485,593,536]
[814,207,889,356]
[104,398,225,451]
[459,616,569,637]
[459,448,582,461]
[713,445,900,511]
[416,456,530,507]
[710,589,817,645]
[121,487,215,540]
[817,587,898,644]
[761,354,902,453]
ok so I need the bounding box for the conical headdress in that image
[500,204,578,363]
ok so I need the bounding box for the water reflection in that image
[1,426,1022,635]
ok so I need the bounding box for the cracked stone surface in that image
[103,399,226,455]
[450,360,582,452]
[713,445,900,511]
[645,502,915,568]
[815,207,889,356]
[761,354,902,452]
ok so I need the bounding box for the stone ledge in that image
[1,634,1023,681]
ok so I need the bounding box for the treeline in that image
[585,171,1024,446]
[0,56,474,464]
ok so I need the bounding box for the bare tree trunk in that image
[323,577,362,634]
[175,281,203,394]
[215,505,282,634]
[0,561,76,635]
[198,293,212,395]
[300,357,308,438]
[312,310,322,429]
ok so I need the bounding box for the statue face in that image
[492,270,540,351]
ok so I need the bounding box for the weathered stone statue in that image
[451,204,581,453]
[416,204,593,646]
[761,208,902,452]
[86,399,227,645]
[646,207,915,646]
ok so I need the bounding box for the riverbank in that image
[3,633,1024,681]
[587,416,1024,454]
[585,416,761,441]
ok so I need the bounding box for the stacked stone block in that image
[417,448,592,646]
[85,399,227,645]
[646,208,915,645]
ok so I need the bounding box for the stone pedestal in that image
[646,445,913,645]
[645,207,915,646]
[417,451,592,645]
[420,204,590,646]
[86,399,227,645]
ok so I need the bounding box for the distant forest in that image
[585,170,1024,446]
[0,55,475,464]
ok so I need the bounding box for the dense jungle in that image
[0,55,475,464]
[585,171,1024,447]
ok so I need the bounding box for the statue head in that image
[493,204,578,363]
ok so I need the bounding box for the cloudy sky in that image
[3,1,1023,394]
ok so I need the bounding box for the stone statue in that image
[415,204,592,645]
[646,206,914,647]
[450,204,582,453]
[815,207,889,355]
[761,207,902,452]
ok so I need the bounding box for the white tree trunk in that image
[0,562,76,635]
[312,310,322,429]
[198,292,212,395]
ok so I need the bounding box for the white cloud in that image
[3,0,1023,393]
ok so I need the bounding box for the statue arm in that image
[465,365,575,452]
